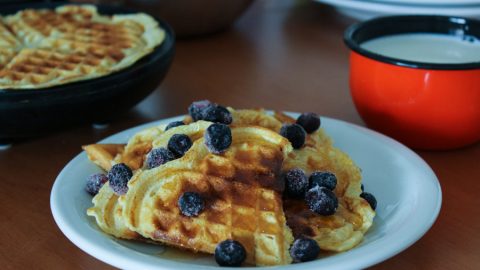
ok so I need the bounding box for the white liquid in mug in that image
[361,33,480,64]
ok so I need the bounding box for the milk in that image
[361,33,480,64]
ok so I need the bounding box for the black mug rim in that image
[344,15,480,70]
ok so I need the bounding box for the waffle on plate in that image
[0,5,164,89]
[83,103,376,266]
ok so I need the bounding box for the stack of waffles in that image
[83,106,376,266]
[0,5,164,89]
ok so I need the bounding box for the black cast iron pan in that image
[0,1,175,141]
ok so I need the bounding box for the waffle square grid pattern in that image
[84,109,376,267]
[149,172,287,265]
[120,133,294,266]
[0,5,164,89]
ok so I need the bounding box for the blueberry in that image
[289,237,320,263]
[165,121,185,131]
[296,113,321,134]
[214,239,247,267]
[309,171,337,191]
[168,134,192,158]
[188,100,213,121]
[146,147,176,169]
[85,173,108,196]
[284,168,308,198]
[305,186,338,216]
[360,192,377,210]
[279,124,306,149]
[178,192,205,217]
[205,123,232,154]
[202,105,232,124]
[107,163,133,195]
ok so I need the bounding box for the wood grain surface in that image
[0,1,479,269]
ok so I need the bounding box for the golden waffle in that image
[120,127,294,266]
[83,141,150,240]
[0,49,115,88]
[0,5,165,89]
[83,143,125,172]
[225,109,376,251]
[229,108,283,132]
[151,121,211,149]
[282,127,375,252]
[87,183,144,240]
[219,109,375,251]
[0,22,19,69]
[118,124,167,170]
[0,48,16,69]
[118,120,210,170]
[85,121,212,241]
[83,143,142,240]
[83,107,375,263]
[226,109,375,251]
[0,22,20,49]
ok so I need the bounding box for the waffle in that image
[151,121,211,149]
[83,143,125,172]
[84,121,225,242]
[83,143,145,241]
[0,22,19,69]
[83,111,282,171]
[86,120,209,171]
[0,22,20,49]
[0,48,16,69]
[120,126,294,266]
[0,5,165,89]
[230,108,283,132]
[227,109,375,251]
[83,107,375,264]
[87,183,144,240]
[82,143,141,240]
[282,125,375,252]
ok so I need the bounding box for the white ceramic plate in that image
[367,0,480,6]
[314,0,480,21]
[50,114,442,270]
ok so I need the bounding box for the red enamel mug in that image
[344,16,480,150]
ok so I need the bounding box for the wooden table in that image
[1,0,479,269]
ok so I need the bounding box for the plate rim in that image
[50,114,442,270]
[314,0,480,14]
